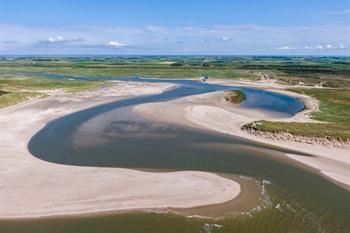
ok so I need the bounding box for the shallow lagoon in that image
[2,78,349,233]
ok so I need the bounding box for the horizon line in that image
[1,54,350,58]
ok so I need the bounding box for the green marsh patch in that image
[0,91,42,108]
[0,75,104,107]
[243,89,350,141]
[0,75,102,93]
[225,90,246,104]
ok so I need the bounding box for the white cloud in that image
[277,44,343,51]
[339,44,346,49]
[277,45,300,50]
[47,36,65,42]
[107,41,126,48]
[302,44,348,50]
[44,36,83,43]
[277,46,292,50]
[220,36,230,41]
[1,22,349,54]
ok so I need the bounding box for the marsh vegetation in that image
[224,90,246,104]
[244,89,350,141]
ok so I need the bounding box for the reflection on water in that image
[2,78,349,233]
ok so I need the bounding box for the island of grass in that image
[224,90,246,104]
[243,89,350,142]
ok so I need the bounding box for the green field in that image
[243,89,350,141]
[0,74,104,107]
[1,56,350,87]
[0,75,103,92]
[0,91,44,108]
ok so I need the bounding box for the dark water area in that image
[2,77,349,233]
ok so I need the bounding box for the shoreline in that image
[0,81,242,219]
[2,78,349,220]
[135,78,350,190]
[1,173,262,221]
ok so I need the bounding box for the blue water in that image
[4,76,350,233]
[41,73,305,116]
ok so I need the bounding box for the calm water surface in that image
[1,77,349,233]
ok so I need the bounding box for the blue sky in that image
[0,0,349,55]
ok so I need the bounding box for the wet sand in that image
[0,81,241,219]
[135,79,350,190]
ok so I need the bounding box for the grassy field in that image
[0,75,103,92]
[0,66,257,80]
[1,56,349,87]
[0,92,44,108]
[243,89,350,141]
[0,75,104,108]
[225,90,246,104]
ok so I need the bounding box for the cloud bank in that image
[107,41,126,48]
[44,36,84,43]
[0,23,349,55]
[278,44,347,51]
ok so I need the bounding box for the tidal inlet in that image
[1,1,350,233]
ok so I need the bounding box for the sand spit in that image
[135,79,350,190]
[0,81,241,219]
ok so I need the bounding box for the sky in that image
[0,0,349,55]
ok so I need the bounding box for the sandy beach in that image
[135,79,350,190]
[0,81,241,219]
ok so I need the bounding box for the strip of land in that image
[135,78,350,190]
[0,81,241,219]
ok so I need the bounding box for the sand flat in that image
[135,80,350,190]
[0,81,240,219]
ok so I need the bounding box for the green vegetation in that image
[0,75,104,107]
[292,89,350,124]
[0,75,103,93]
[2,56,349,87]
[0,90,9,96]
[225,90,246,104]
[0,91,43,108]
[243,121,350,141]
[243,89,350,141]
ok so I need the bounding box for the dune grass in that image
[244,121,350,141]
[294,89,350,125]
[0,75,103,93]
[225,90,246,104]
[0,91,44,108]
[243,89,350,141]
[0,75,104,108]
